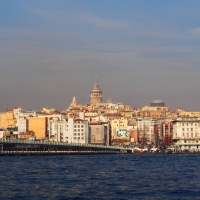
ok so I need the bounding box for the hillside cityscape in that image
[0,76,199,152]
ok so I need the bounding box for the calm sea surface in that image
[0,154,200,200]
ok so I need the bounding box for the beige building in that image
[173,117,200,150]
[179,111,200,117]
[90,124,105,144]
[42,107,55,114]
[140,110,166,119]
[27,117,47,139]
[90,76,102,106]
[111,118,129,140]
[0,110,17,129]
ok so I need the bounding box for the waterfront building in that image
[129,129,139,143]
[66,118,89,144]
[110,117,132,145]
[48,119,65,142]
[90,123,106,144]
[90,76,102,106]
[27,117,47,139]
[160,121,173,146]
[45,114,67,142]
[137,118,157,144]
[172,117,200,150]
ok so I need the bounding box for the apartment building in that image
[67,118,89,144]
[137,118,157,144]
[173,117,200,150]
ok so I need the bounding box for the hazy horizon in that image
[1,0,200,112]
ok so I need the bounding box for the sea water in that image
[0,154,200,200]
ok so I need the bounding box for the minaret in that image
[90,76,102,105]
[70,97,77,108]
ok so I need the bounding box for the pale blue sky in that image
[0,0,200,111]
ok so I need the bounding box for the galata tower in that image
[90,76,102,105]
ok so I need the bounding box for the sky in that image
[1,0,200,111]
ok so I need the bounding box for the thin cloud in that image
[84,15,129,29]
[190,27,200,34]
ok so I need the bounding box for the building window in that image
[182,123,184,126]
[81,137,84,139]
[191,133,193,137]
[182,128,184,131]
[182,133,184,136]
[191,128,193,131]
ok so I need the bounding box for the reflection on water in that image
[0,154,200,199]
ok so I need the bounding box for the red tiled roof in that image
[103,113,122,117]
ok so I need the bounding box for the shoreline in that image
[0,151,199,156]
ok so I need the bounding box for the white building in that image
[173,117,200,150]
[47,114,66,142]
[48,118,90,144]
[17,117,28,134]
[137,118,157,144]
[13,107,36,118]
[67,118,89,144]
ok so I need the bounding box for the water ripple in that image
[0,154,200,199]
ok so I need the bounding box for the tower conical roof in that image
[93,76,101,90]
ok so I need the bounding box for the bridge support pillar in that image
[0,144,3,151]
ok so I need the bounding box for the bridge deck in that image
[0,139,132,153]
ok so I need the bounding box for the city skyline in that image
[1,1,200,111]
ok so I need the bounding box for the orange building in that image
[27,117,47,139]
[130,129,139,143]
